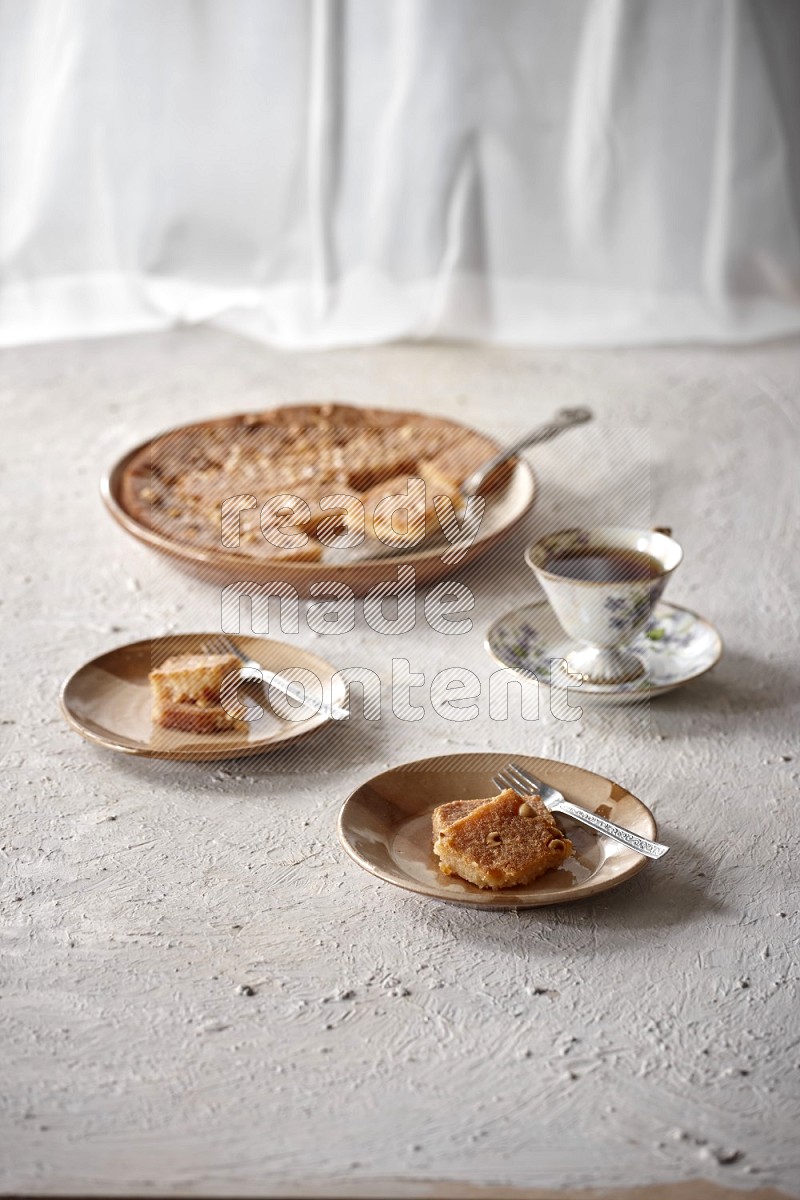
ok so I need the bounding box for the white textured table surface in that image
[1,330,799,1200]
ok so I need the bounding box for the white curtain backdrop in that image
[2,0,800,348]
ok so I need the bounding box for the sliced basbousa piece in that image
[357,462,463,545]
[149,653,247,733]
[152,701,248,735]
[432,787,573,889]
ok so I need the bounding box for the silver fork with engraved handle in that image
[492,763,669,859]
[204,633,350,721]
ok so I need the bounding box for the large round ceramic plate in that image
[101,405,535,598]
[60,634,346,761]
[338,753,658,909]
[486,601,722,705]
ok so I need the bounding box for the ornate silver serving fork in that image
[492,762,669,859]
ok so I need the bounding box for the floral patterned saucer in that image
[485,601,722,704]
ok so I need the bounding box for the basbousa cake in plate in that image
[120,403,501,560]
[432,788,573,889]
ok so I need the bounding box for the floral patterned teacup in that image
[525,526,683,684]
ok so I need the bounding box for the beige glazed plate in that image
[60,634,346,761]
[338,753,659,909]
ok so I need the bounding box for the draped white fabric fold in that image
[1,0,799,347]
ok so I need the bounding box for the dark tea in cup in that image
[544,545,663,584]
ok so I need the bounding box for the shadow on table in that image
[553,826,725,929]
[653,649,800,733]
[402,826,724,950]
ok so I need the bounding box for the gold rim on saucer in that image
[338,752,659,909]
[485,600,723,705]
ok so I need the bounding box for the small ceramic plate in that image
[338,753,658,909]
[60,634,347,761]
[486,601,722,705]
